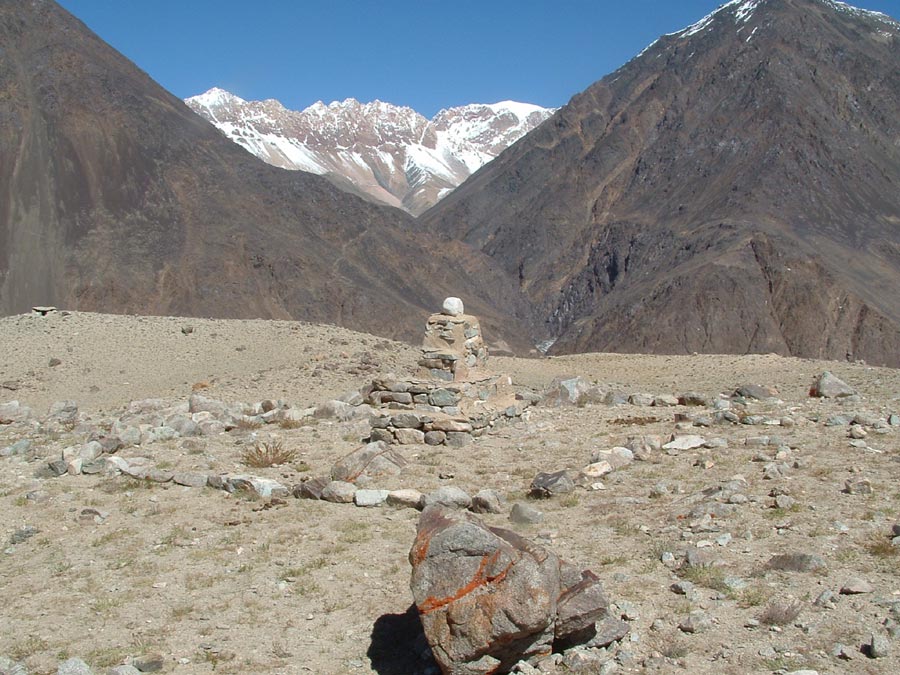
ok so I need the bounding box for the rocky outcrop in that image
[421,0,900,366]
[409,506,611,674]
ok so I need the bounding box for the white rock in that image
[442,297,464,316]
[663,435,706,451]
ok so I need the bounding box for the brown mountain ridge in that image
[422,0,900,366]
[0,0,535,348]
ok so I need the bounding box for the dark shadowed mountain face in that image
[0,0,535,348]
[422,0,900,366]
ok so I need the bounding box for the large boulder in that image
[409,506,610,674]
[809,371,857,398]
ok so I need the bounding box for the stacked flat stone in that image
[366,298,532,447]
[365,376,527,447]
[417,297,488,382]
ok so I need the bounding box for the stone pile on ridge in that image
[365,298,534,447]
[418,297,488,382]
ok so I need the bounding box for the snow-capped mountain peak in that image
[185,89,555,214]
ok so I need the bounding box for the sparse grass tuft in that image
[865,539,898,559]
[236,417,263,431]
[679,564,729,592]
[759,598,803,626]
[241,438,297,468]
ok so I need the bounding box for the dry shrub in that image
[759,599,803,626]
[241,438,297,468]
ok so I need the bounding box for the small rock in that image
[510,502,543,524]
[442,297,464,316]
[774,495,796,510]
[422,486,471,510]
[662,435,705,451]
[735,384,779,400]
[0,656,28,675]
[132,653,164,672]
[108,666,142,675]
[671,581,694,595]
[840,577,874,595]
[470,489,503,514]
[354,489,389,507]
[57,658,93,675]
[173,472,208,488]
[814,590,836,607]
[832,643,854,660]
[386,489,424,510]
[867,633,890,659]
[678,610,712,633]
[766,553,827,573]
[9,526,39,545]
[321,481,356,503]
[529,470,575,498]
[844,478,873,495]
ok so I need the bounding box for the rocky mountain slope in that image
[0,0,534,348]
[422,0,900,366]
[186,89,553,214]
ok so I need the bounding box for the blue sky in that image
[57,0,900,117]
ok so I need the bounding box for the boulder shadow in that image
[368,603,437,674]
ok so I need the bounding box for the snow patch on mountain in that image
[186,90,555,214]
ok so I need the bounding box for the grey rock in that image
[295,476,329,500]
[810,372,856,398]
[386,489,424,509]
[0,656,28,675]
[131,654,163,673]
[840,577,874,594]
[423,486,472,510]
[509,502,543,524]
[587,617,631,648]
[774,495,796,510]
[9,526,39,545]
[1,439,32,457]
[628,393,654,407]
[652,394,679,407]
[471,489,503,514]
[542,376,593,407]
[424,431,446,446]
[814,590,837,607]
[47,400,78,423]
[868,633,890,659]
[394,428,425,445]
[844,478,873,495]
[57,659,93,675]
[0,400,34,424]
[429,389,460,407]
[734,384,778,400]
[679,392,710,406]
[331,441,408,483]
[173,472,208,488]
[832,643,854,660]
[445,431,473,447]
[766,553,827,573]
[529,470,575,498]
[671,581,694,595]
[678,610,712,633]
[355,489,389,507]
[662,435,705,451]
[321,481,356,503]
[889,414,899,426]
[227,475,288,498]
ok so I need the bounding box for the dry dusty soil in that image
[1,310,899,674]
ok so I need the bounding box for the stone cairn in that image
[365,297,535,447]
